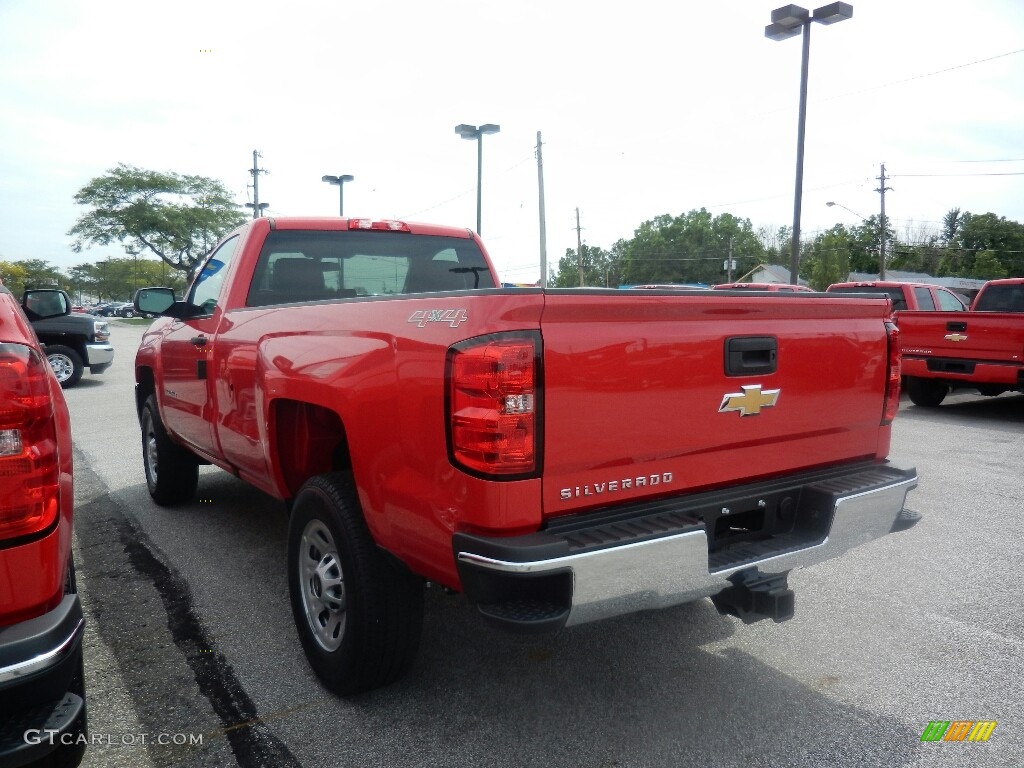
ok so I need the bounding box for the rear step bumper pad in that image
[454,462,917,630]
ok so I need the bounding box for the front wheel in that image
[46,345,84,388]
[140,395,199,505]
[288,472,424,695]
[905,376,948,407]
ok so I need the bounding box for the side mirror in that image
[134,287,177,316]
[22,289,70,320]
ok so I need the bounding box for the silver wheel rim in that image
[48,353,74,382]
[298,518,346,652]
[143,413,159,489]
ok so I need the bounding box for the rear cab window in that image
[973,285,1024,312]
[246,231,496,307]
[828,286,907,311]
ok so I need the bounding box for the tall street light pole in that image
[766,3,853,285]
[322,174,354,216]
[455,123,500,234]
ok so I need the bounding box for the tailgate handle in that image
[946,321,967,332]
[725,336,777,376]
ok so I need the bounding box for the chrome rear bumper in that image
[454,461,918,630]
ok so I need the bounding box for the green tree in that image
[934,211,1024,277]
[619,209,766,286]
[971,250,1008,280]
[549,244,620,287]
[0,261,30,296]
[804,225,852,290]
[68,164,245,276]
[0,259,64,296]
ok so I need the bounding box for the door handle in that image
[191,336,208,348]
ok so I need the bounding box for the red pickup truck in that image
[826,281,968,312]
[899,278,1024,406]
[0,283,86,766]
[134,217,918,694]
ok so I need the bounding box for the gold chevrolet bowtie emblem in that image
[719,385,780,416]
[944,333,968,342]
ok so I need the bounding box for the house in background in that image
[727,264,811,288]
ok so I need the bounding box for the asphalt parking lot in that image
[67,322,1022,768]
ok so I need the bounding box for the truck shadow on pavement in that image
[75,467,925,768]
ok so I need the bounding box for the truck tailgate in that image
[899,311,1024,363]
[539,291,891,516]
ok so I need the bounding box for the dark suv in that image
[0,281,86,767]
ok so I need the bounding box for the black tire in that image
[905,376,948,407]
[46,345,84,389]
[288,472,424,696]
[122,309,135,318]
[140,395,199,505]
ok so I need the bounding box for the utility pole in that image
[247,150,269,219]
[875,162,892,279]
[727,237,735,282]
[536,132,548,288]
[575,208,584,287]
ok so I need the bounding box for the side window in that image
[191,236,240,315]
[912,287,935,310]
[936,289,966,311]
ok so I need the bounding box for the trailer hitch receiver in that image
[711,568,795,624]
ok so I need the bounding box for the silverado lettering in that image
[560,472,674,499]
[134,216,919,696]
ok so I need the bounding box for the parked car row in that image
[84,301,148,318]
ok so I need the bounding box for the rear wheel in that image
[140,395,199,505]
[46,345,84,389]
[905,376,948,407]
[288,472,424,695]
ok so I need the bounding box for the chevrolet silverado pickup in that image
[899,277,1024,406]
[826,281,968,312]
[0,281,86,766]
[133,216,918,695]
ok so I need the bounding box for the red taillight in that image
[447,334,540,477]
[882,321,901,425]
[0,343,60,540]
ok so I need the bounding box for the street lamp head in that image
[766,3,850,39]
[771,4,810,27]
[812,2,853,24]
[323,174,354,186]
[455,124,478,139]
[479,124,500,135]
[765,22,802,40]
[826,201,836,207]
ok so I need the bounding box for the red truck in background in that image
[0,283,86,767]
[899,278,1024,406]
[134,216,919,695]
[826,281,968,312]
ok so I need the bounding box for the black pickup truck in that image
[22,289,115,388]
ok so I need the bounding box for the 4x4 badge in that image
[719,385,780,416]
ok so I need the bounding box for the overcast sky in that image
[2,0,1022,284]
